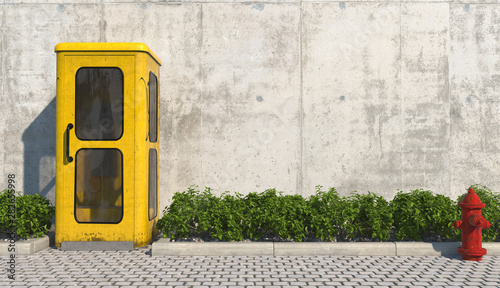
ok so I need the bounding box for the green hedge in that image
[158,185,500,242]
[390,189,460,241]
[0,189,55,238]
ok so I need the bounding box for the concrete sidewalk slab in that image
[3,234,499,258]
[483,242,500,256]
[3,245,500,287]
[152,240,500,257]
[152,238,274,256]
[274,242,396,256]
[395,241,460,256]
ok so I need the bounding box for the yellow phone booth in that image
[55,43,161,249]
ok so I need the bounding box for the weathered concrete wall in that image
[1,1,500,211]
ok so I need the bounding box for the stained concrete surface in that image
[302,2,401,197]
[1,1,500,211]
[401,3,450,196]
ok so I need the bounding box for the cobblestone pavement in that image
[2,243,500,288]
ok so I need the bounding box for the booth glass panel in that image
[76,68,124,141]
[75,149,123,223]
[148,148,157,220]
[149,72,158,143]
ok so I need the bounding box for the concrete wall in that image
[1,0,499,211]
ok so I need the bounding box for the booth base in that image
[61,241,134,251]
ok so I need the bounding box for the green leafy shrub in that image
[158,185,499,242]
[390,189,460,241]
[14,193,55,238]
[157,186,201,240]
[458,185,500,242]
[272,193,311,242]
[158,187,314,242]
[241,189,280,240]
[197,189,247,241]
[309,186,343,241]
[347,192,392,241]
[0,189,55,238]
[0,189,17,233]
[158,186,396,242]
[309,187,392,241]
[158,187,250,241]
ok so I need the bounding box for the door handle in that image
[66,123,74,163]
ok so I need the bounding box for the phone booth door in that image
[58,55,135,246]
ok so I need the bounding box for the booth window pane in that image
[76,68,124,140]
[149,72,158,143]
[148,148,157,220]
[75,149,123,223]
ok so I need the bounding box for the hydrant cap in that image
[459,188,485,208]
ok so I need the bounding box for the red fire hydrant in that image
[452,188,491,261]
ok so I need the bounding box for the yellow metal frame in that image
[55,43,160,248]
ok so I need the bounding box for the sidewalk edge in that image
[152,240,500,257]
[0,232,54,256]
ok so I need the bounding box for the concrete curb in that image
[0,231,55,256]
[2,234,499,257]
[152,238,500,257]
[151,240,274,256]
[395,242,460,256]
[274,242,396,256]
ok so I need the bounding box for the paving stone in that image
[377,282,395,286]
[3,251,500,287]
[43,282,62,285]
[323,282,343,286]
[359,282,378,286]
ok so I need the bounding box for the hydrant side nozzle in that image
[485,220,491,229]
[453,220,463,229]
[468,214,491,229]
[468,214,485,228]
